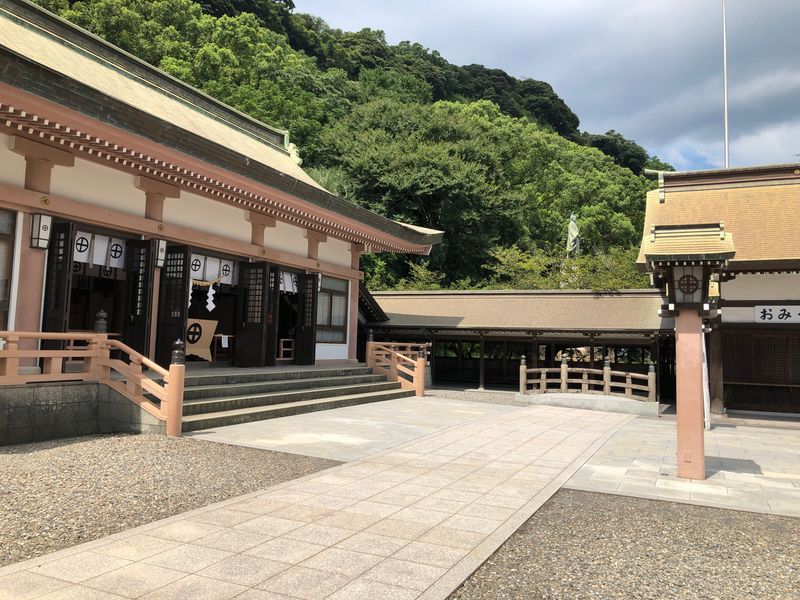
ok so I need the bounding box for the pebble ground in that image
[0,434,338,566]
[450,488,800,600]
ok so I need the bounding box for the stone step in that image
[179,366,373,388]
[181,388,415,432]
[181,374,387,401]
[182,381,401,415]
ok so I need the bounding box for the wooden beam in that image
[247,211,277,247]
[305,230,328,260]
[9,135,74,166]
[134,175,180,198]
[350,243,365,271]
[0,182,362,281]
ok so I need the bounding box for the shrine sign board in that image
[754,306,800,323]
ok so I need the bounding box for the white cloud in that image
[659,138,724,172]
[294,0,800,170]
[652,119,800,171]
[730,68,800,106]
[730,119,800,166]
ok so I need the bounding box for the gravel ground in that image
[0,434,338,567]
[450,489,800,600]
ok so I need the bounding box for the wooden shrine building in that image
[639,164,800,414]
[0,0,441,370]
[365,289,676,400]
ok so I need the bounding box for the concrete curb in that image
[516,392,661,416]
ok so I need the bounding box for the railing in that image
[519,357,656,402]
[366,342,430,397]
[0,332,186,436]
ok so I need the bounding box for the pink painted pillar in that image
[675,310,706,480]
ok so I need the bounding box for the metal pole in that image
[722,0,730,168]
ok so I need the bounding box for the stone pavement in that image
[566,417,800,517]
[0,405,630,600]
[186,397,516,462]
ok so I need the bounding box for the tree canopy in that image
[37,0,663,291]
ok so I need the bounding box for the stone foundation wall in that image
[97,386,166,435]
[0,382,165,446]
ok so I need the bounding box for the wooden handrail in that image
[0,331,185,436]
[1,331,102,341]
[366,341,429,397]
[519,358,656,402]
[105,339,169,378]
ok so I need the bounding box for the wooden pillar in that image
[165,361,186,437]
[246,212,276,247]
[478,333,485,390]
[430,332,436,386]
[305,230,327,260]
[709,326,725,414]
[9,137,74,365]
[653,337,662,403]
[135,175,179,222]
[589,336,596,369]
[347,244,363,362]
[675,311,706,480]
[531,336,539,369]
[148,267,161,361]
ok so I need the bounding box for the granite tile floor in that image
[185,397,516,461]
[566,417,800,517]
[0,405,631,600]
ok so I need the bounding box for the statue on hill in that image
[566,212,580,257]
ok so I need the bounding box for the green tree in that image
[37,0,659,291]
[395,261,446,291]
[316,98,650,285]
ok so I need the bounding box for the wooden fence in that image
[0,332,185,435]
[519,356,656,402]
[366,342,430,397]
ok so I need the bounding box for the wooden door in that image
[295,272,318,365]
[155,245,190,366]
[41,222,75,348]
[123,239,156,356]
[235,262,269,367]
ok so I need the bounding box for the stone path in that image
[566,417,800,517]
[0,405,630,600]
[186,397,516,462]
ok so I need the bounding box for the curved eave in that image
[0,0,442,254]
[0,69,440,254]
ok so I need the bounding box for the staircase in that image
[177,365,414,433]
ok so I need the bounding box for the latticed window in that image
[316,276,348,343]
[127,245,148,318]
[243,267,265,324]
[161,250,186,319]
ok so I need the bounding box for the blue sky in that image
[294,0,800,171]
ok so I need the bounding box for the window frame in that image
[316,276,349,343]
[0,210,16,329]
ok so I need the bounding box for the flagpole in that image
[722,0,730,168]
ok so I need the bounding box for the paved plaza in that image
[0,404,630,600]
[186,397,516,461]
[2,400,799,599]
[566,417,800,517]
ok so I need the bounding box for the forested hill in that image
[36,0,673,290]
